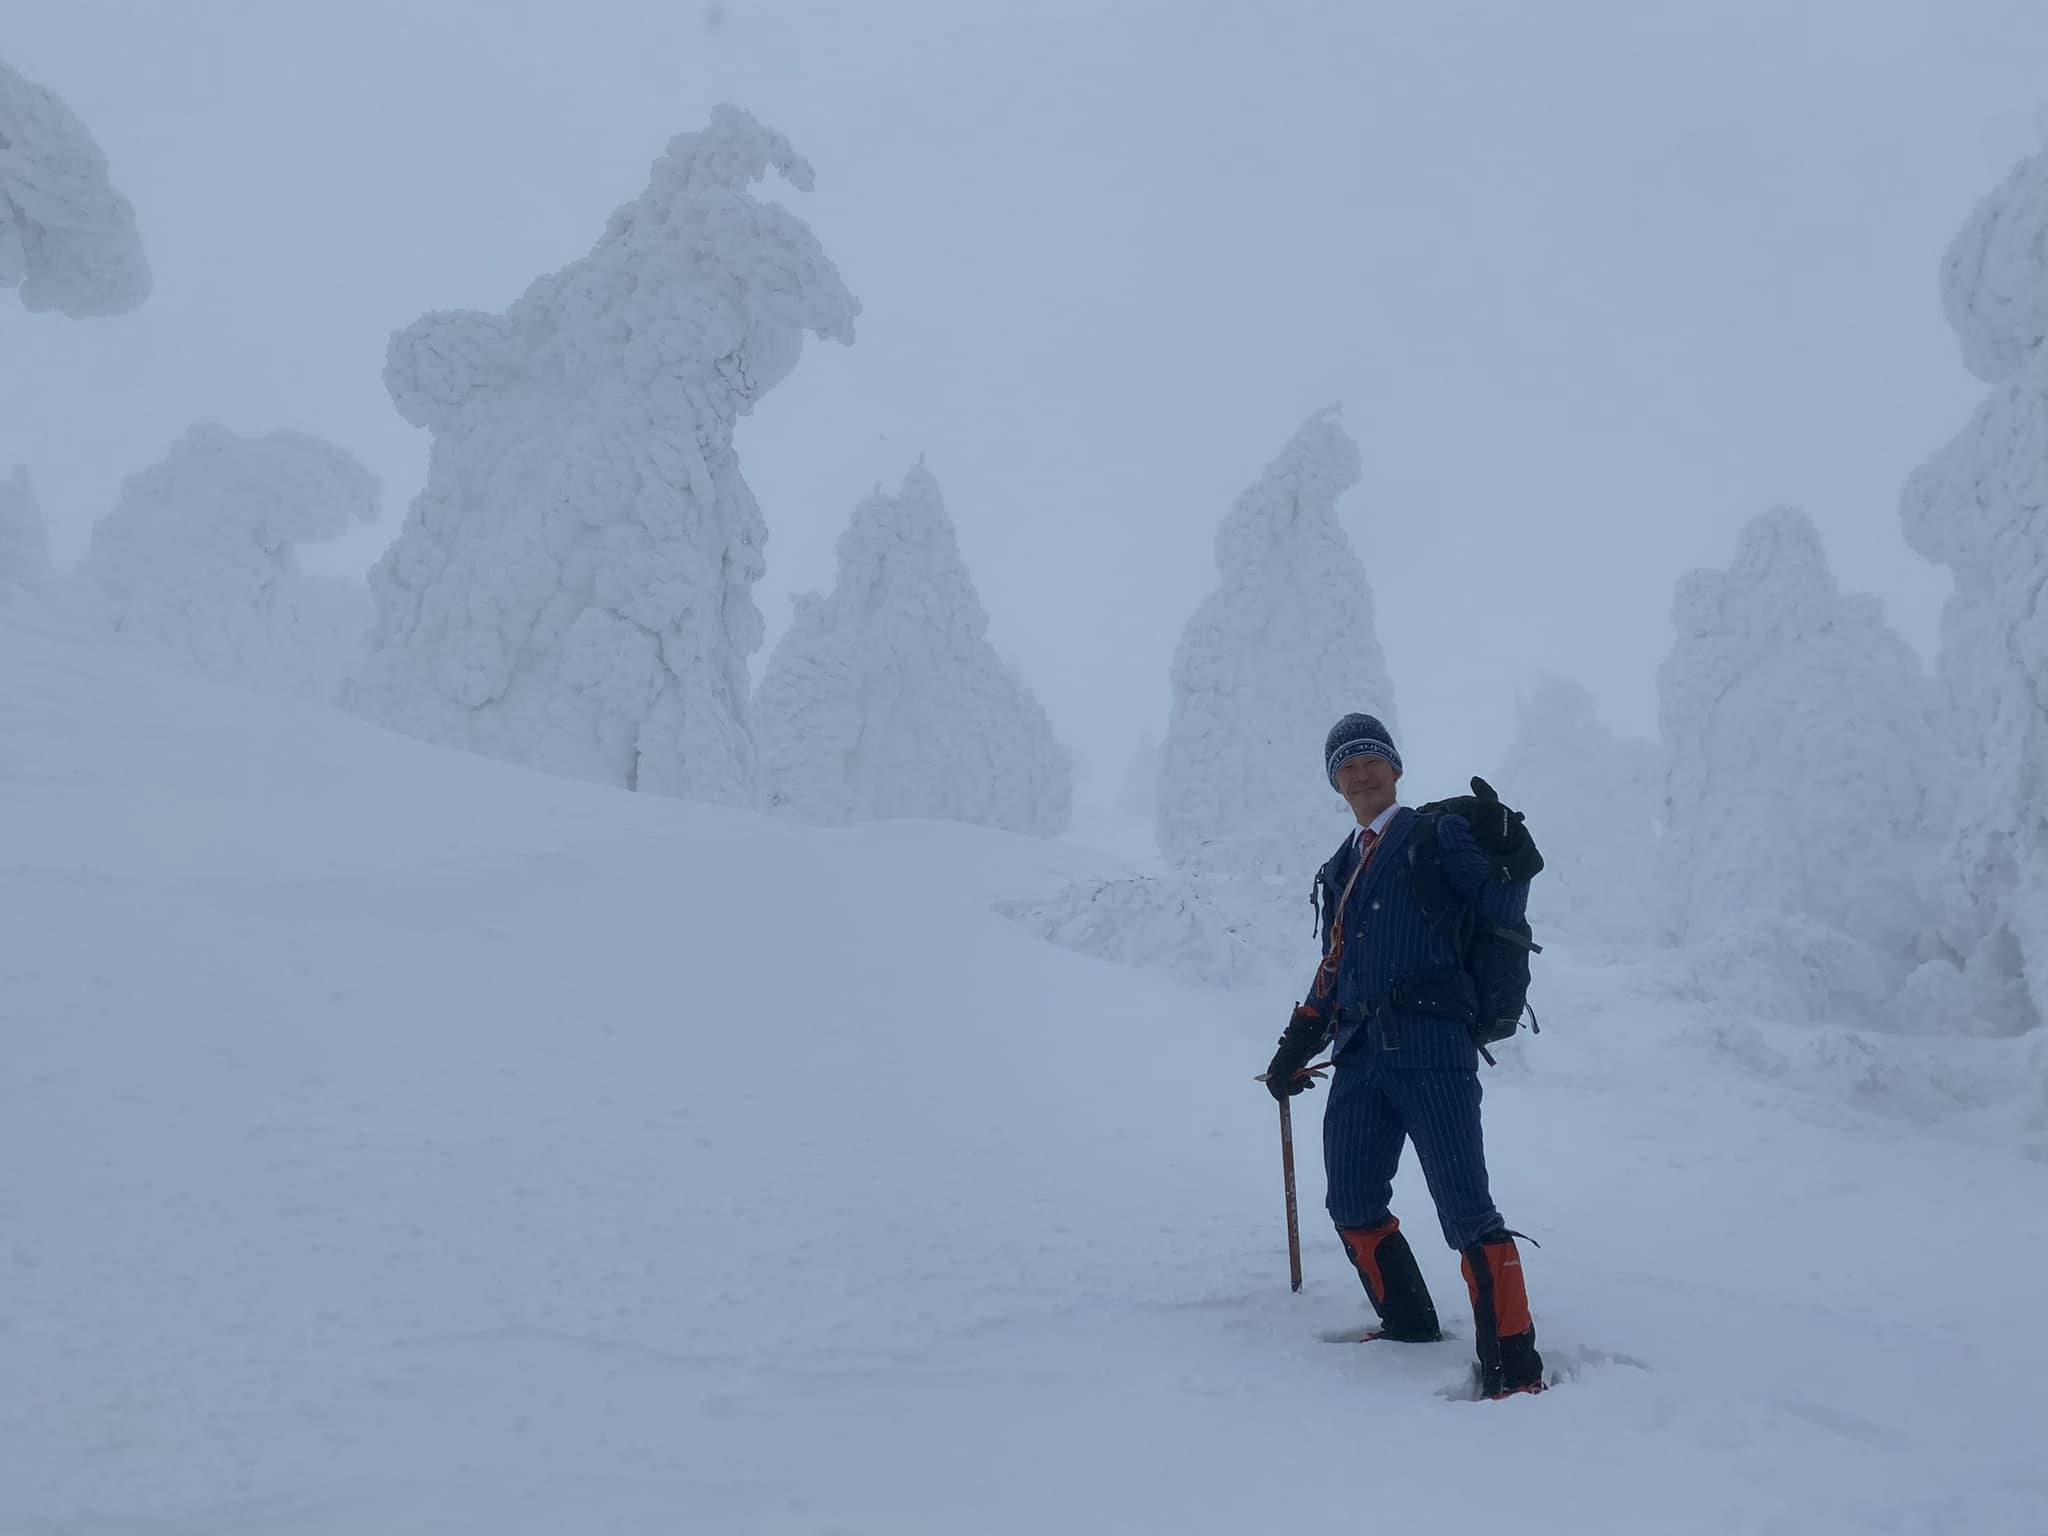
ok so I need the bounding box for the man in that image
[1264,712,1544,1399]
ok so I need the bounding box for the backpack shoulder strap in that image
[1309,833,1354,940]
[1401,808,1473,937]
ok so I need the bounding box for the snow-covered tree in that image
[1159,408,1395,877]
[349,106,859,802]
[1655,506,1944,1004]
[0,465,49,590]
[755,463,1071,834]
[82,423,379,699]
[1492,676,1660,944]
[0,57,149,317]
[1899,143,2048,1036]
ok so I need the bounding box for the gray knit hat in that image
[1324,712,1402,787]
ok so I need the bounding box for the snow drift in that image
[998,870,1305,991]
[1159,409,1395,878]
[1901,144,2048,1040]
[0,55,149,317]
[81,423,379,700]
[349,105,859,805]
[755,463,1071,834]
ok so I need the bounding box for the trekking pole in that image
[1278,1095,1303,1292]
[1258,1061,1331,1293]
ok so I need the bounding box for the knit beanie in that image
[1324,712,1402,787]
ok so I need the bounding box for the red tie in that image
[1356,826,1379,866]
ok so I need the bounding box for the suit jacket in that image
[1306,806,1528,1071]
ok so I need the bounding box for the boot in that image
[1460,1231,1544,1398]
[1336,1218,1442,1342]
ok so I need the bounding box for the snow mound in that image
[1680,1007,2030,1128]
[1159,408,1395,878]
[1646,915,1901,1033]
[350,104,860,804]
[0,464,49,590]
[755,463,1071,834]
[1655,507,1943,1014]
[81,423,379,700]
[1902,142,2048,1036]
[999,871,1307,991]
[0,56,149,316]
[1492,675,1660,944]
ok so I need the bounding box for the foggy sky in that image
[6,0,2045,803]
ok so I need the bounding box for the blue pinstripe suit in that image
[1307,806,1528,1250]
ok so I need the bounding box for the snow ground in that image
[3,617,2045,1535]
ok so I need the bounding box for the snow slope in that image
[3,618,2044,1534]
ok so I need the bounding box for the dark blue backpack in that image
[1401,798,1544,1059]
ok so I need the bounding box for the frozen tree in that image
[0,57,149,317]
[1492,676,1659,944]
[1939,146,2048,383]
[349,106,859,802]
[1899,143,2048,1036]
[1159,408,1395,877]
[82,423,379,699]
[755,463,1071,834]
[0,465,49,590]
[1655,506,1945,1017]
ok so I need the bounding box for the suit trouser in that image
[1321,1061,1504,1250]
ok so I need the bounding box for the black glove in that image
[1264,1004,1329,1102]
[1464,777,1543,882]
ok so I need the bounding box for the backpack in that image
[1401,796,1544,1058]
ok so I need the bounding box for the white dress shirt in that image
[1353,802,1398,859]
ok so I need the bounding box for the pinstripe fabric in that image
[1321,1061,1502,1249]
[1309,808,1527,1064]
[1306,805,1524,1250]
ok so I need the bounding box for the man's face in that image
[1335,753,1399,825]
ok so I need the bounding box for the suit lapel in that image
[1347,805,1414,921]
[1321,835,1359,895]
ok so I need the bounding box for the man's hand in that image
[1264,1004,1328,1102]
[1466,777,1543,881]
[1464,777,1522,851]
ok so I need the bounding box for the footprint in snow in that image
[1431,1343,1652,1402]
[1316,1326,1465,1345]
